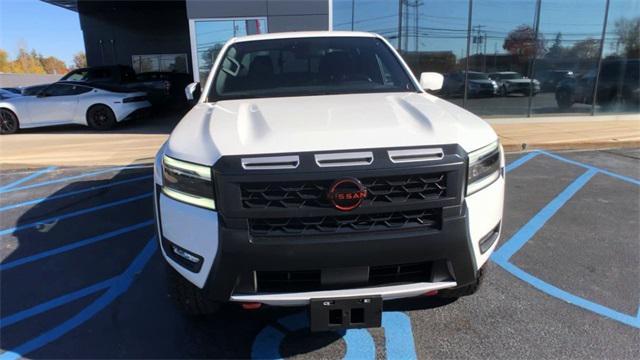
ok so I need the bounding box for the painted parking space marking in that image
[0,192,152,236]
[505,151,538,173]
[493,169,598,262]
[0,237,157,360]
[0,219,154,271]
[496,151,640,328]
[0,166,57,192]
[0,174,153,213]
[251,311,416,360]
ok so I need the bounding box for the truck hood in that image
[165,92,497,166]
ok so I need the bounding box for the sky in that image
[0,0,83,66]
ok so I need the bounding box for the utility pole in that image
[351,0,355,31]
[397,0,403,52]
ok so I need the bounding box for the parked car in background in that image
[1,87,22,95]
[489,71,540,96]
[60,64,138,84]
[441,71,498,98]
[21,84,50,96]
[538,70,574,92]
[555,59,640,110]
[0,81,151,134]
[135,71,192,108]
[60,65,188,107]
[0,89,21,100]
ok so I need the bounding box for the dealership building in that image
[44,0,639,117]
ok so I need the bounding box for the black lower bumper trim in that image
[197,205,478,302]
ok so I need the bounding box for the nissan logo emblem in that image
[327,178,367,211]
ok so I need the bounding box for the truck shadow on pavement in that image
[0,165,454,359]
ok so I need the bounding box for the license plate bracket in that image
[309,296,382,332]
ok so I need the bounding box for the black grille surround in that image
[213,145,466,239]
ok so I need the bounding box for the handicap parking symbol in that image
[251,311,417,360]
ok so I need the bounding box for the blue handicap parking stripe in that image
[0,219,154,271]
[0,166,57,192]
[0,192,152,237]
[0,237,157,360]
[505,151,539,173]
[494,259,640,328]
[342,328,375,360]
[0,277,116,329]
[494,150,640,328]
[382,312,417,360]
[539,150,640,186]
[492,168,597,263]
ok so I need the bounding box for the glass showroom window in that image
[132,54,189,73]
[595,0,640,115]
[530,0,606,116]
[192,18,268,83]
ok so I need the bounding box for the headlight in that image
[162,155,216,210]
[467,141,501,196]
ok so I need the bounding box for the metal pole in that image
[526,0,542,118]
[592,0,610,115]
[398,0,403,51]
[351,0,355,31]
[463,0,473,107]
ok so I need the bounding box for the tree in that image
[566,38,600,59]
[40,55,68,74]
[11,48,46,74]
[546,32,566,59]
[72,52,87,69]
[503,25,547,58]
[0,49,9,73]
[613,17,640,58]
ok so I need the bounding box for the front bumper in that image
[154,145,505,305]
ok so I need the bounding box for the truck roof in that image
[228,31,381,44]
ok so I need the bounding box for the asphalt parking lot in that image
[0,149,638,359]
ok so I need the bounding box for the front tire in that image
[87,105,116,130]
[0,109,19,134]
[165,263,221,315]
[556,89,573,109]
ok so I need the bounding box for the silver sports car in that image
[0,81,152,134]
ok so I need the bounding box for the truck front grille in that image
[241,173,447,209]
[249,208,441,237]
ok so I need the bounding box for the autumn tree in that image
[0,49,9,73]
[0,48,70,74]
[503,25,547,58]
[39,55,68,74]
[12,49,46,74]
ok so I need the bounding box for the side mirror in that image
[419,72,444,91]
[185,82,201,101]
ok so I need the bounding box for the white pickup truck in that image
[154,31,504,331]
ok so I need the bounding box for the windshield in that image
[207,37,417,101]
[499,73,523,80]
[468,73,489,80]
